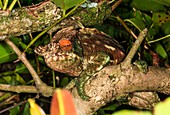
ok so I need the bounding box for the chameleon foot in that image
[75,77,90,101]
[134,60,148,74]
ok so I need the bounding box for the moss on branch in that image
[0,1,112,40]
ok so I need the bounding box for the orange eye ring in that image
[59,39,72,51]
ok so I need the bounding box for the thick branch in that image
[115,66,170,95]
[72,65,170,115]
[0,1,61,40]
[0,1,112,40]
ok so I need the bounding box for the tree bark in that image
[72,65,170,115]
[0,1,112,40]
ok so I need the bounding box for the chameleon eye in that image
[59,39,72,51]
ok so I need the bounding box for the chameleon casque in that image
[34,26,125,100]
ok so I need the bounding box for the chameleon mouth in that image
[45,51,83,76]
[35,42,82,76]
[34,42,59,56]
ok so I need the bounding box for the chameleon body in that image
[35,27,125,100]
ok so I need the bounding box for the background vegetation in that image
[0,0,169,114]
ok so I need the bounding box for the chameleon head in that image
[34,37,83,76]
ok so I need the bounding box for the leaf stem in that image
[148,34,170,44]
[3,0,8,10]
[8,0,17,11]
[0,0,3,8]
[52,70,56,88]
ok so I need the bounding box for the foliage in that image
[51,0,84,16]
[0,0,169,114]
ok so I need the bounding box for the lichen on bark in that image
[0,1,62,39]
[74,2,112,26]
[0,1,112,40]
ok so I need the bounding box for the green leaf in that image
[153,0,170,6]
[60,77,69,87]
[0,0,3,8]
[14,73,26,84]
[142,13,153,27]
[9,36,22,47]
[51,0,84,11]
[19,41,33,54]
[20,102,30,115]
[125,11,153,31]
[125,18,145,31]
[103,104,120,111]
[161,22,170,35]
[153,43,168,58]
[2,73,25,85]
[152,11,170,25]
[4,76,17,85]
[112,110,151,115]
[0,42,17,64]
[164,41,170,52]
[9,106,20,115]
[10,36,33,54]
[131,0,165,11]
[147,28,157,41]
[15,60,36,74]
[154,97,170,115]
[0,78,8,84]
[144,51,153,65]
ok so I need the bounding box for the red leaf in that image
[50,89,77,115]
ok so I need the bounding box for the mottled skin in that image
[35,27,125,100]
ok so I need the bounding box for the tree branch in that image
[121,28,148,67]
[0,1,112,40]
[72,65,170,115]
[0,84,38,93]
[4,38,55,96]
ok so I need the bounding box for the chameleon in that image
[133,60,148,74]
[34,26,125,100]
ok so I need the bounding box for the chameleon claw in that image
[79,93,90,101]
[134,60,148,74]
[75,78,90,101]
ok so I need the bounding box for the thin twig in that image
[4,38,43,85]
[4,38,54,96]
[0,84,38,93]
[111,0,122,11]
[121,28,148,67]
[115,14,137,39]
[0,99,28,114]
